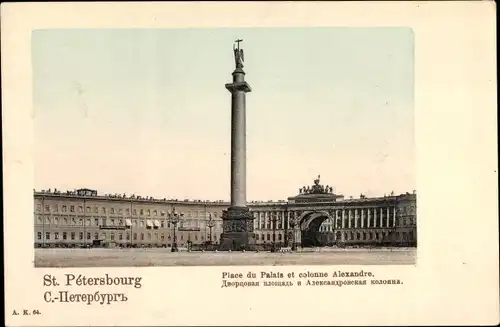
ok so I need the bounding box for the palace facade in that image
[33,177,417,249]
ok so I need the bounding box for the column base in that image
[219,207,256,251]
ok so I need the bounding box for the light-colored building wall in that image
[34,190,227,248]
[34,189,417,248]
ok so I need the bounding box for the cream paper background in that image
[2,2,498,326]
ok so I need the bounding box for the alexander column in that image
[219,39,255,251]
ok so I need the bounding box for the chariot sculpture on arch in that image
[298,175,336,195]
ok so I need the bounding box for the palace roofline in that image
[33,188,416,205]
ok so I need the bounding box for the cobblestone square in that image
[35,248,416,267]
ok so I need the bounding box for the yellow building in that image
[34,188,226,249]
[34,178,417,249]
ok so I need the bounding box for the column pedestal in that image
[219,207,255,251]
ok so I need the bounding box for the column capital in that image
[225,81,252,93]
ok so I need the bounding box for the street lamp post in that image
[284,205,289,247]
[271,212,277,252]
[169,208,180,252]
[207,214,216,246]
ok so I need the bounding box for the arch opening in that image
[300,211,335,247]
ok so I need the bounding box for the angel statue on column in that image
[233,39,244,68]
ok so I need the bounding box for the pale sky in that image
[32,28,415,201]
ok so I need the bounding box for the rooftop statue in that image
[297,175,336,195]
[311,175,322,193]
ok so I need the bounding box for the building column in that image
[373,208,377,228]
[293,212,301,249]
[342,210,346,228]
[387,207,390,228]
[392,208,397,227]
[361,209,364,228]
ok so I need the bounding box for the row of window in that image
[399,206,416,214]
[255,216,397,231]
[37,204,403,219]
[37,230,413,242]
[252,208,397,219]
[255,231,414,241]
[36,217,223,229]
[399,217,416,226]
[256,233,284,241]
[256,219,289,230]
[336,230,415,241]
[37,232,218,242]
[253,230,415,242]
[318,217,396,231]
[35,215,410,231]
[36,204,219,218]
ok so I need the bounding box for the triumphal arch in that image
[290,175,345,247]
[249,175,417,249]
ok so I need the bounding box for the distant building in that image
[33,178,416,249]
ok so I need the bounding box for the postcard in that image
[2,1,498,326]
